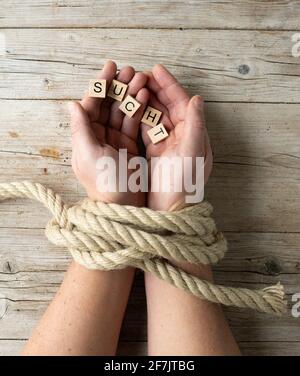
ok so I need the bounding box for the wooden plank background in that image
[0,1,300,29]
[0,1,299,356]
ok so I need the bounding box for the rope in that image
[0,181,286,315]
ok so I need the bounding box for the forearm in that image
[23,261,135,355]
[145,260,240,355]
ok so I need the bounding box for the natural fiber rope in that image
[0,181,286,315]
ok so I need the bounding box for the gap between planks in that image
[1,100,300,105]
[1,27,300,32]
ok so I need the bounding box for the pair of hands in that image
[69,60,213,211]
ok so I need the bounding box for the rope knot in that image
[0,181,287,315]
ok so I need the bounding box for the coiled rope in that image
[0,181,286,315]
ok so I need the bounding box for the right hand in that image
[69,60,149,207]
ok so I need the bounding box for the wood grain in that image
[0,100,299,232]
[0,1,299,30]
[0,94,299,353]
[0,29,300,101]
[1,1,300,355]
[1,339,299,356]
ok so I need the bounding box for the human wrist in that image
[170,259,214,282]
[148,194,187,212]
[86,187,145,207]
[148,195,214,282]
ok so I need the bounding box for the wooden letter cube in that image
[147,123,169,144]
[107,79,128,101]
[88,79,107,98]
[119,95,141,118]
[141,106,162,127]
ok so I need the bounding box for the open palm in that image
[141,64,213,211]
[69,61,149,206]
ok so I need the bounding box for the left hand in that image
[141,64,213,211]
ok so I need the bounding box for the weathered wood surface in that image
[0,233,299,339]
[0,100,299,232]
[1,339,299,356]
[0,1,299,30]
[0,29,300,102]
[0,0,300,356]
[0,99,299,355]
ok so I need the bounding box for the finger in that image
[119,72,148,134]
[150,64,190,124]
[146,93,173,130]
[69,101,98,154]
[141,123,152,149]
[110,71,147,130]
[140,93,174,149]
[106,126,138,156]
[90,121,106,145]
[184,95,205,131]
[183,96,212,184]
[96,65,134,127]
[127,72,148,96]
[81,60,117,122]
[121,87,150,140]
[109,66,135,130]
[144,70,161,93]
[182,95,206,154]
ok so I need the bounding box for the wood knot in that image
[43,78,53,90]
[9,131,19,138]
[264,258,282,276]
[238,64,250,75]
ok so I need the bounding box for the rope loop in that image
[0,181,286,315]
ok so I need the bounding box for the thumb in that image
[182,96,206,152]
[68,101,97,153]
[184,95,205,132]
[183,96,213,183]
